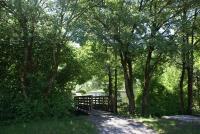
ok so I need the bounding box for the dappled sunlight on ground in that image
[90,110,156,134]
[162,115,200,122]
[138,117,200,134]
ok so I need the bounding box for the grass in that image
[0,116,98,134]
[137,117,200,134]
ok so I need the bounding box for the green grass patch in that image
[137,117,200,134]
[0,116,97,134]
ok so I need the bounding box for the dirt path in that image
[89,110,156,134]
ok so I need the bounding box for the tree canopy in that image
[0,0,200,121]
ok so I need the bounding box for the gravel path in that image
[89,110,156,134]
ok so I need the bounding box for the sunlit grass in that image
[0,116,98,134]
[137,117,200,134]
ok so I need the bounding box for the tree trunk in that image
[185,8,197,115]
[179,58,185,114]
[114,67,118,114]
[44,46,60,98]
[187,62,193,115]
[17,0,35,99]
[120,52,135,114]
[186,39,194,115]
[108,65,114,112]
[198,77,200,109]
[197,74,200,108]
[141,47,152,116]
[20,22,34,99]
[44,66,58,98]
[185,34,193,115]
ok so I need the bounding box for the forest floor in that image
[89,110,200,134]
[89,110,156,134]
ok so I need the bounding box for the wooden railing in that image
[92,96,109,111]
[74,95,109,113]
[74,96,92,113]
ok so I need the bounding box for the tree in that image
[84,0,146,114]
[176,0,200,114]
[0,0,95,120]
[135,0,178,116]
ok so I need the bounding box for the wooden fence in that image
[74,95,92,113]
[92,96,109,111]
[74,95,109,113]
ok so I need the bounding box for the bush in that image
[0,89,73,124]
[47,90,73,118]
[136,79,180,117]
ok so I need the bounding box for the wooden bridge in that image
[74,95,110,114]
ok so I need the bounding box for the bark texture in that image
[120,51,135,114]
[141,47,153,116]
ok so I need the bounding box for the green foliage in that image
[136,78,181,117]
[47,90,73,118]
[159,65,181,92]
[1,0,200,128]
[0,0,94,123]
[0,89,73,123]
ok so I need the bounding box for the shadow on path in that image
[162,115,200,122]
[89,110,156,134]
